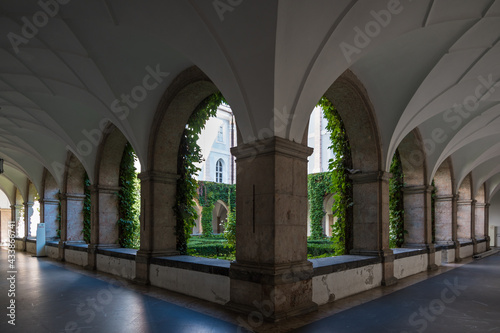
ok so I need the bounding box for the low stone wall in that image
[15,239,24,251]
[45,243,59,259]
[65,248,88,267]
[311,256,382,305]
[96,250,136,280]
[150,256,230,305]
[477,240,487,253]
[393,249,428,280]
[460,244,474,259]
[26,239,36,254]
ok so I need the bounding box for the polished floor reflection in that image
[0,249,239,333]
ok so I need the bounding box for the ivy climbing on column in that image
[175,92,225,254]
[118,143,140,249]
[307,172,332,240]
[318,97,353,255]
[389,150,405,248]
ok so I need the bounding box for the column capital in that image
[231,136,313,161]
[138,170,179,184]
[60,193,86,201]
[39,198,60,205]
[89,185,121,194]
[435,194,456,202]
[403,185,434,194]
[349,171,391,184]
[457,199,474,205]
[23,201,34,207]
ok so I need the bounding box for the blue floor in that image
[0,249,239,333]
[293,253,500,333]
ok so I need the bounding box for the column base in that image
[485,236,491,251]
[228,260,317,322]
[472,238,478,255]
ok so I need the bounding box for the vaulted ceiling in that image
[0,0,499,202]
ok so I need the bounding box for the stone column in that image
[39,199,60,240]
[434,195,454,245]
[23,202,34,250]
[475,202,485,241]
[10,205,22,238]
[350,171,397,286]
[135,171,179,285]
[485,203,491,251]
[402,185,437,270]
[228,137,317,321]
[88,185,121,269]
[456,198,473,241]
[452,195,461,261]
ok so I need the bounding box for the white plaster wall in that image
[96,254,136,280]
[477,242,486,253]
[312,264,382,305]
[394,254,428,279]
[65,249,88,266]
[26,241,36,254]
[150,264,230,305]
[460,245,474,258]
[46,246,58,259]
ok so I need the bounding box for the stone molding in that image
[457,199,474,205]
[231,136,313,161]
[349,171,391,184]
[403,185,434,194]
[60,193,86,201]
[138,170,179,184]
[89,185,121,194]
[434,195,455,202]
[39,199,60,205]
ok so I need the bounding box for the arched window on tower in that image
[216,159,223,183]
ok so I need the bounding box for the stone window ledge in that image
[476,238,487,243]
[310,255,382,276]
[26,238,37,243]
[46,241,59,247]
[392,248,428,259]
[435,244,456,250]
[459,241,474,247]
[151,255,231,277]
[97,248,137,261]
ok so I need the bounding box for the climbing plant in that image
[117,143,140,249]
[175,92,225,254]
[319,97,353,255]
[307,172,332,239]
[197,181,236,237]
[83,173,91,244]
[389,150,405,248]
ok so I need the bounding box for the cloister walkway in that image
[1,249,499,333]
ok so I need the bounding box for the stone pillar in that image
[402,185,437,270]
[434,195,454,245]
[452,195,461,261]
[135,171,179,285]
[471,200,478,254]
[350,171,397,285]
[457,198,473,242]
[485,203,491,250]
[23,202,34,250]
[40,198,60,240]
[10,205,22,238]
[228,137,317,321]
[475,202,486,240]
[88,185,121,270]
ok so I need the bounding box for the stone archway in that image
[62,153,87,244]
[212,200,229,234]
[40,169,60,241]
[135,66,219,283]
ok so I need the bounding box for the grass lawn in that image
[187,235,336,260]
